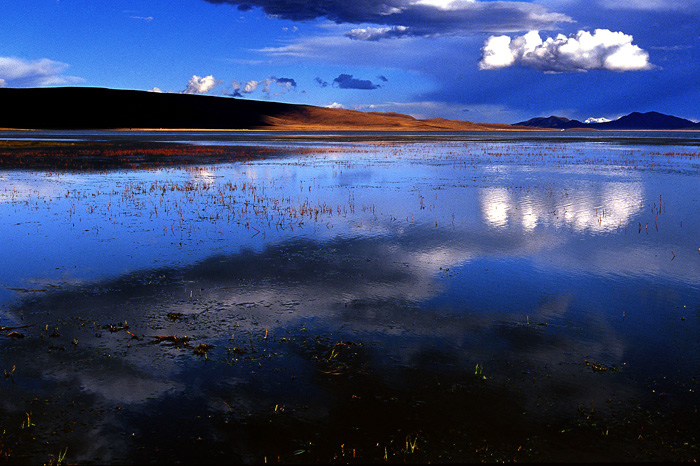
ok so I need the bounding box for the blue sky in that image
[1,0,699,123]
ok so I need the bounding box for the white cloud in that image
[479,29,652,72]
[479,35,516,69]
[584,117,611,124]
[182,74,222,94]
[148,87,163,93]
[412,0,477,10]
[0,56,84,87]
[325,102,345,108]
[243,80,259,93]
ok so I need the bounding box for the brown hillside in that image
[259,105,517,131]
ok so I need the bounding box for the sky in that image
[1,0,699,124]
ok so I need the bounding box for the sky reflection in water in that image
[0,135,699,463]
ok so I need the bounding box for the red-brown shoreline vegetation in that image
[0,142,332,171]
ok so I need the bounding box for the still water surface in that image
[0,132,699,462]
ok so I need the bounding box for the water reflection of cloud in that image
[3,225,636,374]
[480,187,511,229]
[187,167,217,184]
[3,224,693,462]
[0,179,60,203]
[479,181,644,234]
[411,246,473,272]
[44,369,180,404]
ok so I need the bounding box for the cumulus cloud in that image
[325,102,345,108]
[0,56,83,87]
[205,0,572,36]
[243,80,260,93]
[183,74,222,94]
[332,74,381,90]
[230,76,298,97]
[479,29,652,72]
[584,116,612,124]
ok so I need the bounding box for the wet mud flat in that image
[1,134,699,463]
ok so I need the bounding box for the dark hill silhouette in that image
[593,111,700,130]
[516,111,700,130]
[0,87,514,131]
[0,87,299,130]
[514,116,586,129]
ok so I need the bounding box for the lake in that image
[1,131,699,463]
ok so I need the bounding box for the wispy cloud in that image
[230,76,298,97]
[649,45,692,51]
[205,0,572,36]
[346,26,411,41]
[353,100,466,119]
[123,10,155,21]
[0,56,83,87]
[257,34,434,68]
[479,29,652,72]
[598,0,700,11]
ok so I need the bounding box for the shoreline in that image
[3,126,700,133]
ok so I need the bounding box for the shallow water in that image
[1,133,699,463]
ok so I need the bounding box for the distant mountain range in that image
[515,111,700,130]
[0,87,511,131]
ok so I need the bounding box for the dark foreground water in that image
[1,131,699,463]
